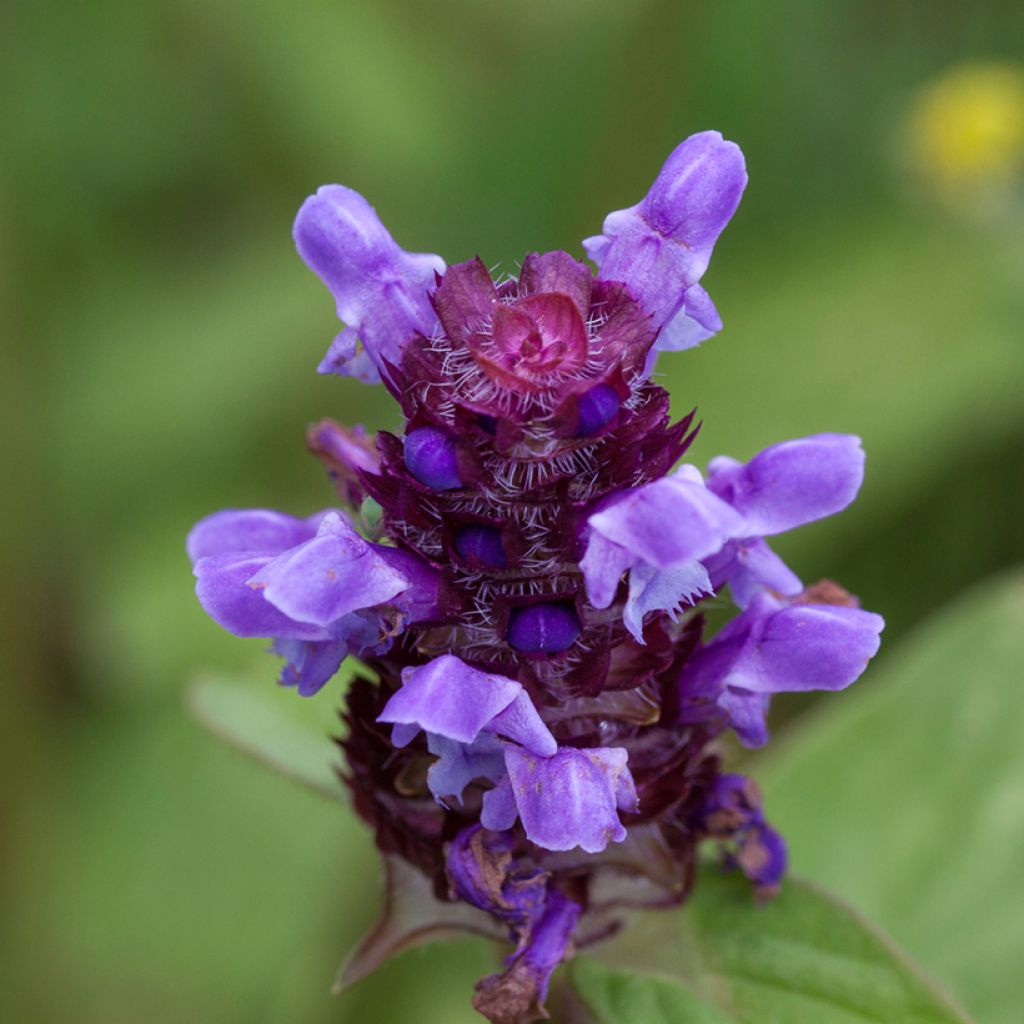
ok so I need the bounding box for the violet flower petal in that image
[446,825,546,927]
[582,467,743,610]
[193,553,332,641]
[474,889,581,1024]
[293,185,445,381]
[679,592,883,746]
[273,637,353,697]
[379,655,523,744]
[705,537,803,610]
[577,532,634,610]
[584,131,746,333]
[726,597,885,694]
[427,733,507,804]
[587,468,743,569]
[655,284,722,353]
[317,327,383,385]
[487,692,559,758]
[374,545,450,624]
[446,826,580,1022]
[695,774,788,893]
[249,512,408,627]
[186,508,327,564]
[480,776,519,833]
[503,746,638,853]
[718,687,772,748]
[707,434,866,537]
[742,819,787,893]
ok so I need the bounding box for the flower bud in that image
[404,426,463,490]
[454,524,508,569]
[507,602,581,654]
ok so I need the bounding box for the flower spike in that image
[188,131,882,1023]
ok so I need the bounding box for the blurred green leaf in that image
[567,868,972,1024]
[758,571,1024,1024]
[569,961,733,1024]
[188,670,350,802]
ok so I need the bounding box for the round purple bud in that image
[454,524,507,569]
[507,602,581,655]
[575,383,621,437]
[404,426,463,490]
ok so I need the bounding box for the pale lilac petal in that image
[488,691,558,757]
[378,655,522,744]
[504,746,635,853]
[718,687,771,748]
[705,538,803,609]
[622,560,711,642]
[584,132,746,329]
[193,553,331,641]
[390,722,419,748]
[582,471,743,610]
[481,776,518,832]
[186,508,326,564]
[579,531,634,609]
[426,733,506,804]
[707,434,866,537]
[317,327,383,384]
[293,185,445,380]
[250,513,407,627]
[589,472,743,568]
[273,637,352,697]
[654,284,722,353]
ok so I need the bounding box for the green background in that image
[3,1,1022,1021]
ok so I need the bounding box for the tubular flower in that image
[188,131,883,1024]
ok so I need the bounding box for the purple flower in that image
[379,654,556,754]
[679,587,885,746]
[380,655,638,853]
[293,185,445,382]
[378,654,556,802]
[580,465,743,641]
[482,746,639,854]
[447,826,581,1023]
[584,131,747,352]
[694,774,787,897]
[189,508,445,695]
[189,131,884,1024]
[703,433,866,606]
[317,326,382,385]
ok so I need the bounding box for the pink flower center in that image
[479,292,588,390]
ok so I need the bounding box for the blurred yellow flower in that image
[906,61,1024,208]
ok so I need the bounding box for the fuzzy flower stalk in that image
[188,132,883,1023]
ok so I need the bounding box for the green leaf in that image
[756,571,1024,1024]
[565,867,972,1024]
[569,959,733,1024]
[187,671,349,803]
